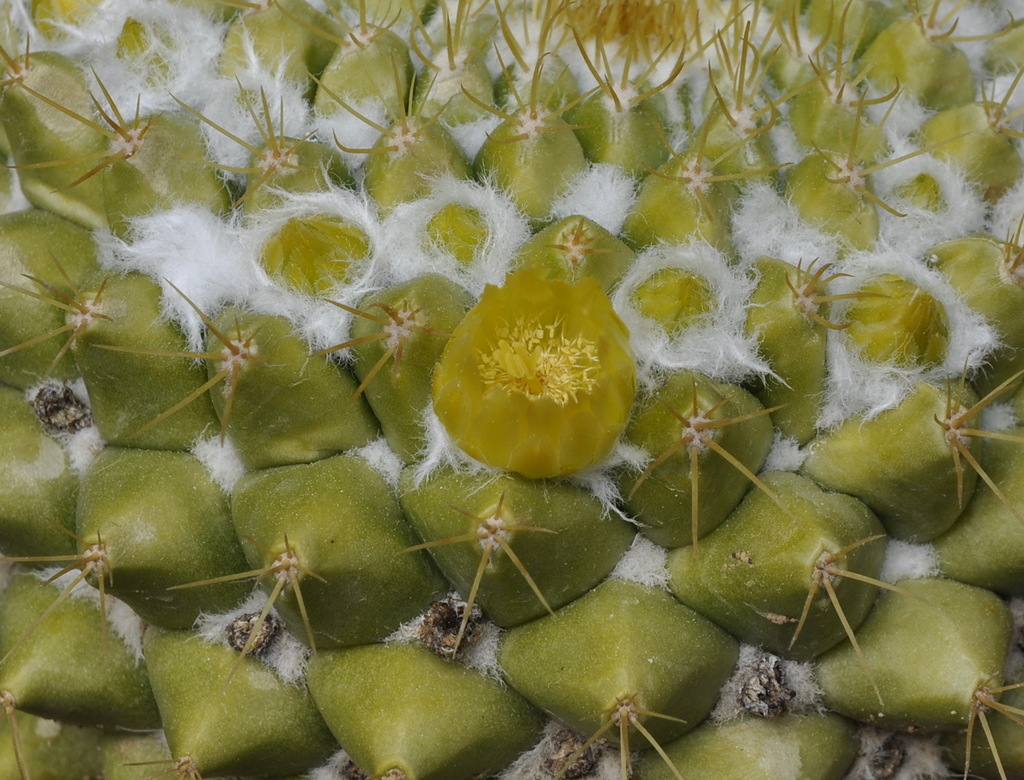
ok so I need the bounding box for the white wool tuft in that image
[989,172,1024,241]
[873,145,987,259]
[460,621,503,681]
[378,176,530,296]
[307,750,355,780]
[107,206,257,352]
[610,534,670,590]
[191,435,246,494]
[310,96,390,175]
[568,455,636,524]
[43,0,229,121]
[764,432,806,473]
[842,728,950,780]
[185,74,314,176]
[241,185,386,290]
[612,241,769,389]
[980,401,1019,434]
[815,246,998,428]
[730,182,842,269]
[446,115,504,163]
[63,424,105,476]
[879,541,940,584]
[193,588,310,686]
[352,436,404,490]
[409,405,498,488]
[497,719,625,780]
[2,169,32,214]
[549,163,638,237]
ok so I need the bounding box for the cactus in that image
[0,1,1023,779]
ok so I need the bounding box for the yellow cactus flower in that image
[433,268,635,478]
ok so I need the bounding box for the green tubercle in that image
[667,471,887,661]
[143,626,337,778]
[342,273,473,463]
[512,214,635,292]
[398,465,635,627]
[621,370,775,548]
[202,307,379,470]
[307,642,543,780]
[232,454,446,648]
[801,381,979,541]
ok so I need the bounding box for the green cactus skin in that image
[512,214,635,291]
[668,472,887,661]
[932,431,1024,595]
[621,370,774,548]
[622,151,735,252]
[474,113,588,225]
[841,274,950,369]
[0,51,109,229]
[307,642,544,780]
[70,272,220,451]
[917,103,1023,203]
[784,152,879,253]
[0,210,99,388]
[232,453,446,648]
[815,577,1013,732]
[100,111,231,240]
[1,0,1023,777]
[0,712,104,780]
[0,385,79,561]
[99,732,175,780]
[313,26,414,122]
[362,119,473,214]
[928,234,1024,397]
[801,381,979,542]
[399,465,635,626]
[565,91,670,179]
[143,626,337,778]
[75,447,250,628]
[857,17,976,112]
[345,275,472,462]
[203,308,379,470]
[423,202,489,265]
[744,257,830,445]
[499,579,740,750]
[259,214,371,296]
[635,712,860,780]
[944,681,1024,780]
[217,0,340,101]
[0,572,161,730]
[240,138,354,218]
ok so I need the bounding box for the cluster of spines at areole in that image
[0,0,1023,779]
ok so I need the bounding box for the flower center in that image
[478,319,599,405]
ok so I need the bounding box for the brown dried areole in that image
[415,597,484,659]
[738,651,795,718]
[31,381,92,434]
[226,611,283,658]
[544,728,604,779]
